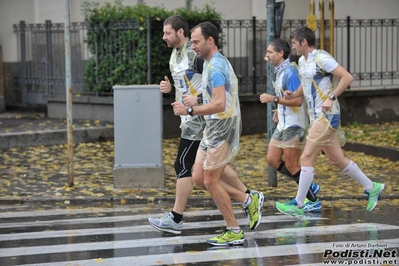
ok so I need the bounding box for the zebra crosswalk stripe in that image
[0,206,398,266]
[17,239,399,266]
[0,214,326,241]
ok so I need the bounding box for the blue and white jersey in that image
[200,52,241,169]
[202,52,240,120]
[298,49,341,128]
[170,41,204,140]
[274,60,307,132]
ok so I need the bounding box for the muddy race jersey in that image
[170,41,205,140]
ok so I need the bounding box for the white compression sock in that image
[295,167,315,207]
[342,160,374,191]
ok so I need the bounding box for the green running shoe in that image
[275,198,304,218]
[244,191,264,230]
[207,228,245,246]
[366,182,385,212]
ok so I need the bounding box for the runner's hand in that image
[171,102,188,116]
[182,95,197,106]
[272,109,279,123]
[284,90,294,100]
[260,93,272,103]
[160,76,172,93]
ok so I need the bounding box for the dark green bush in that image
[82,0,222,93]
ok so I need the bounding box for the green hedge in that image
[82,0,222,93]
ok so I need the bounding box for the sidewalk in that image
[0,111,398,205]
[0,112,113,149]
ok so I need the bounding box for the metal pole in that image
[64,0,74,186]
[347,16,351,89]
[319,0,325,50]
[347,16,351,73]
[45,20,53,95]
[147,15,152,84]
[266,0,277,187]
[310,0,315,15]
[20,21,27,104]
[329,0,335,56]
[252,16,257,94]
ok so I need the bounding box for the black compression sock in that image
[278,161,299,183]
[245,188,251,194]
[171,211,183,224]
[292,169,300,183]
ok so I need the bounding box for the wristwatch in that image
[273,96,279,103]
[197,94,203,104]
[187,107,194,116]
[328,93,337,101]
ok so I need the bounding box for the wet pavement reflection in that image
[0,200,398,266]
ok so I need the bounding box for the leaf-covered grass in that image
[1,112,398,200]
[0,133,398,201]
[341,121,399,149]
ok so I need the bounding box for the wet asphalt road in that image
[0,199,398,266]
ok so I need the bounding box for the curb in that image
[343,142,399,161]
[0,127,114,149]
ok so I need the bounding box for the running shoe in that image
[366,182,385,212]
[364,189,382,200]
[207,245,245,251]
[207,228,245,246]
[244,191,264,230]
[302,198,322,212]
[275,198,304,218]
[148,212,182,234]
[310,182,320,194]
